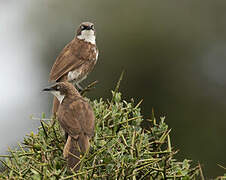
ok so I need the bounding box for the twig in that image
[110,70,125,104]
[198,163,205,180]
[81,80,98,96]
[40,120,48,138]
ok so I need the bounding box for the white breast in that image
[68,69,82,82]
[92,47,99,60]
[51,91,65,104]
[77,30,96,45]
[96,50,99,60]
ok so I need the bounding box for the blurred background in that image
[1,0,226,177]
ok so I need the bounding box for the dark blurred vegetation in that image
[2,0,226,178]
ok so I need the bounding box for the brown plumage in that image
[43,82,95,171]
[49,22,98,114]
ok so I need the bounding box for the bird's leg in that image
[75,83,84,92]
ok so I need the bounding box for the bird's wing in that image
[49,39,86,82]
[58,99,95,139]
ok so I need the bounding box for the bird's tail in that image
[63,134,90,171]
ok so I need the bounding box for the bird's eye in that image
[81,25,86,30]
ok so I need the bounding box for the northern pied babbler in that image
[49,22,98,114]
[43,82,95,171]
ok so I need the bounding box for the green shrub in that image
[0,88,203,179]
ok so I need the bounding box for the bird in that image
[49,22,99,115]
[43,82,95,171]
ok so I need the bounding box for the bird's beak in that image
[42,86,54,92]
[86,26,92,30]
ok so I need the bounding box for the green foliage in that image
[0,90,202,179]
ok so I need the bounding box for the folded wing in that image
[49,40,86,82]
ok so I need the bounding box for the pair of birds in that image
[43,22,98,171]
